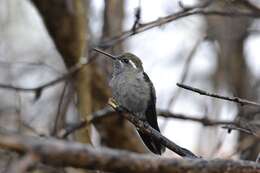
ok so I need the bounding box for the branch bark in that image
[0,132,259,173]
[177,83,260,107]
[108,103,198,158]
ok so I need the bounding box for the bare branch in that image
[158,110,236,126]
[59,106,258,139]
[167,37,205,108]
[0,132,259,173]
[159,110,260,138]
[60,109,230,135]
[0,59,88,98]
[131,0,142,33]
[222,125,260,139]
[52,81,70,136]
[108,102,198,158]
[177,83,260,107]
[58,106,114,138]
[98,8,260,48]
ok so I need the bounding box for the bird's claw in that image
[108,98,119,109]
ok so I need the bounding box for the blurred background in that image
[0,0,260,171]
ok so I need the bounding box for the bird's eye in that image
[122,58,129,63]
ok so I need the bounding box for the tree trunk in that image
[31,0,91,144]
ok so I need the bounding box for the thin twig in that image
[131,0,142,33]
[59,106,114,138]
[0,59,88,98]
[158,110,236,126]
[222,125,260,139]
[98,9,260,48]
[59,106,255,139]
[52,81,69,136]
[167,38,204,109]
[161,37,205,133]
[177,83,260,107]
[159,110,260,138]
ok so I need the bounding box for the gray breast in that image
[110,72,150,114]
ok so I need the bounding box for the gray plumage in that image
[109,53,165,155]
[93,48,165,154]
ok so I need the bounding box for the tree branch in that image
[98,8,260,48]
[0,132,259,173]
[60,106,259,139]
[58,106,114,138]
[158,110,236,126]
[108,102,198,158]
[177,83,260,107]
[0,59,88,99]
[167,37,205,108]
[222,125,260,139]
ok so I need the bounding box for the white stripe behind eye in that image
[129,60,137,69]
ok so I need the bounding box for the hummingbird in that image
[93,48,165,155]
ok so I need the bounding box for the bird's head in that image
[93,48,144,75]
[115,53,143,73]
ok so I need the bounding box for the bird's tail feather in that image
[138,128,165,155]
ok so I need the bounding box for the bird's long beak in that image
[92,48,117,60]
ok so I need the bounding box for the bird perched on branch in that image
[93,48,165,155]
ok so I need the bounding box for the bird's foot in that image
[108,98,119,109]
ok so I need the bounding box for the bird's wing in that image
[142,72,159,132]
[139,72,165,154]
